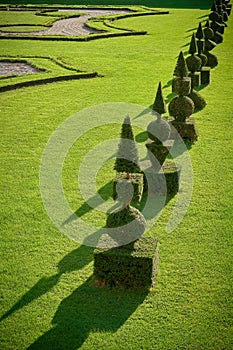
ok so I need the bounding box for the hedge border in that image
[0,5,169,41]
[0,55,99,92]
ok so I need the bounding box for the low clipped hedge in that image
[94,236,159,288]
[0,72,99,93]
[112,172,144,203]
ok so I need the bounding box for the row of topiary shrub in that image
[94,0,231,289]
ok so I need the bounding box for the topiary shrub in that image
[147,118,171,144]
[112,173,144,203]
[186,54,202,74]
[152,81,166,115]
[114,115,140,177]
[93,235,158,288]
[168,96,194,122]
[172,77,191,95]
[188,90,206,111]
[173,51,189,78]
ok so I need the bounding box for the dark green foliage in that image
[188,90,207,111]
[204,26,214,39]
[200,66,210,84]
[209,11,221,22]
[152,81,166,115]
[198,52,208,67]
[147,118,171,144]
[146,141,170,168]
[211,21,225,34]
[211,2,217,12]
[197,39,205,53]
[189,33,197,54]
[114,179,134,205]
[189,72,201,87]
[204,38,216,51]
[173,51,189,78]
[93,236,158,288]
[168,96,194,122]
[113,173,144,203]
[172,77,191,95]
[213,31,223,44]
[169,117,198,143]
[204,51,218,67]
[114,115,140,174]
[142,160,180,195]
[186,54,202,73]
[105,205,146,246]
[196,22,204,40]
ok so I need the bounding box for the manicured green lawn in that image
[0,4,232,350]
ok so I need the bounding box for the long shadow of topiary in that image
[27,275,149,349]
[0,245,94,323]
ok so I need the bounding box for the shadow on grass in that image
[0,245,94,323]
[27,276,149,349]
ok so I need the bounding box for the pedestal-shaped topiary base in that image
[145,140,170,170]
[201,67,211,84]
[93,236,158,288]
[168,117,198,143]
[189,72,201,87]
[113,173,144,202]
[141,160,181,195]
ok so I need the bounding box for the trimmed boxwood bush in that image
[147,119,171,144]
[168,96,194,122]
[113,173,144,202]
[93,235,158,288]
[114,115,140,176]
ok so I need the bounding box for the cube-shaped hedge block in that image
[93,236,159,288]
[146,140,170,169]
[141,160,181,195]
[189,72,201,87]
[113,172,144,202]
[168,116,198,143]
[172,77,191,95]
[201,66,210,85]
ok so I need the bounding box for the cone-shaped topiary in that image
[196,22,204,40]
[173,51,189,78]
[114,115,140,176]
[152,81,166,115]
[189,33,198,54]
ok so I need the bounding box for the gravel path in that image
[0,62,41,76]
[0,9,129,36]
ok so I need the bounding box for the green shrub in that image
[114,115,140,175]
[173,51,189,78]
[147,118,171,144]
[93,236,158,288]
[186,54,202,73]
[168,96,194,122]
[188,90,207,111]
[152,81,166,115]
[172,77,191,96]
[112,173,144,203]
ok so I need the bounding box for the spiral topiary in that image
[168,96,194,122]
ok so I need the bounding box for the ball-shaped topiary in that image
[115,179,134,205]
[168,96,194,122]
[147,118,171,144]
[186,54,202,73]
[106,206,146,243]
[188,90,207,111]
